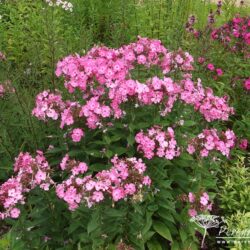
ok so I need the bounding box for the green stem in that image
[45,5,56,90]
[14,87,38,148]
[0,117,16,151]
[0,135,13,159]
[133,0,139,37]
[158,0,162,39]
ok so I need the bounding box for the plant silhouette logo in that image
[190,215,221,247]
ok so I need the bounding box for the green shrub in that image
[219,157,250,214]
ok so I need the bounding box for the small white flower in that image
[45,0,73,12]
[179,119,184,126]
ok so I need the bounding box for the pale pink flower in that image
[71,128,84,142]
[200,196,208,206]
[112,188,125,201]
[92,191,104,202]
[10,208,20,219]
[188,192,195,203]
[188,208,197,217]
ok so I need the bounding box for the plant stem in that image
[133,0,139,37]
[13,87,39,148]
[201,228,207,248]
[0,135,13,159]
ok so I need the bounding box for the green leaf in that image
[147,204,159,212]
[143,231,155,241]
[157,209,175,223]
[183,120,196,127]
[110,134,123,142]
[104,208,126,218]
[147,239,162,250]
[142,212,153,235]
[109,146,127,155]
[179,229,187,243]
[171,241,180,250]
[0,233,10,249]
[68,150,83,157]
[105,149,113,158]
[103,135,111,144]
[87,216,99,234]
[85,149,102,157]
[127,134,135,146]
[107,245,116,250]
[90,163,106,171]
[153,221,172,242]
[45,146,67,154]
[137,122,150,129]
[68,221,83,234]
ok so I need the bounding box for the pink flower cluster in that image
[33,38,234,131]
[79,97,112,129]
[56,156,151,210]
[88,43,193,118]
[13,151,53,191]
[60,154,88,176]
[0,151,52,219]
[54,37,193,118]
[180,78,234,122]
[0,178,23,219]
[32,79,233,129]
[135,126,180,160]
[181,192,213,217]
[58,38,189,93]
[33,93,112,130]
[60,101,80,128]
[187,129,236,157]
[211,15,250,55]
[32,90,65,121]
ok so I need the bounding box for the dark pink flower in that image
[207,63,215,71]
[239,139,248,150]
[211,30,218,40]
[244,78,250,90]
[233,17,242,24]
[244,33,250,45]
[216,68,223,76]
[198,57,205,64]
